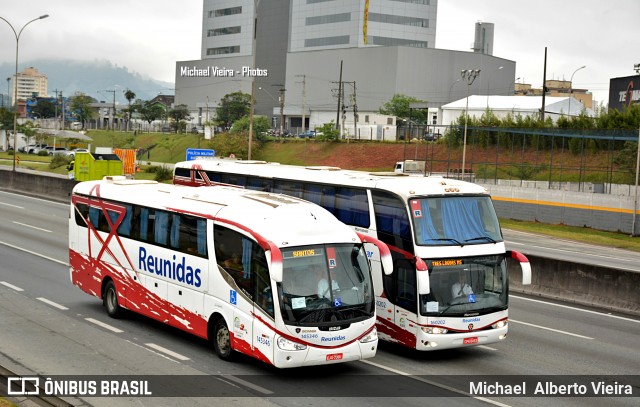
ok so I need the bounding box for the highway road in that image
[0,190,638,407]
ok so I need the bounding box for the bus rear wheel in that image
[212,319,234,360]
[103,280,122,318]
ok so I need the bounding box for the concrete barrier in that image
[509,254,640,316]
[0,167,77,203]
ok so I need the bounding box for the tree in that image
[230,115,270,140]
[124,89,136,131]
[167,104,192,133]
[315,122,340,141]
[215,91,251,129]
[30,99,57,119]
[379,94,429,126]
[136,101,166,129]
[0,107,14,148]
[69,93,96,129]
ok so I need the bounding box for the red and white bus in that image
[173,159,532,351]
[69,176,391,367]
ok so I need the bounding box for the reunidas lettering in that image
[138,247,202,287]
[321,335,346,342]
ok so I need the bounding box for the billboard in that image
[609,75,640,111]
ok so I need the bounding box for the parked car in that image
[24,144,47,154]
[46,147,69,156]
[65,148,89,158]
[299,130,316,138]
[29,144,49,154]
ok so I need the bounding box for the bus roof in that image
[175,159,489,198]
[72,177,360,248]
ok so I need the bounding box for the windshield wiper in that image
[426,238,463,246]
[464,236,497,243]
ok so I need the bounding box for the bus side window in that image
[205,171,222,183]
[75,202,89,226]
[371,190,413,253]
[335,187,370,228]
[253,248,273,317]
[394,259,417,312]
[154,211,169,246]
[214,225,253,297]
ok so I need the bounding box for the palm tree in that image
[124,89,136,132]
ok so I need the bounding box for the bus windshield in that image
[278,244,374,326]
[411,196,503,246]
[419,255,508,316]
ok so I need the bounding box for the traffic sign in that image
[186,148,215,161]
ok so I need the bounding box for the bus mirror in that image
[356,232,393,275]
[266,250,283,283]
[416,257,430,294]
[507,250,531,285]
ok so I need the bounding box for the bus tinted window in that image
[205,171,222,183]
[246,176,273,192]
[174,167,190,178]
[274,180,303,198]
[335,187,369,228]
[371,190,413,253]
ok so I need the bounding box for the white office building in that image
[176,0,515,135]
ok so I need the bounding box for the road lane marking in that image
[478,345,499,351]
[13,221,52,233]
[37,297,69,310]
[0,281,24,292]
[0,190,68,206]
[222,376,273,395]
[506,240,638,263]
[144,343,190,361]
[0,202,23,209]
[125,340,181,364]
[85,317,124,333]
[0,240,68,266]
[360,360,512,406]
[511,295,640,324]
[509,319,593,339]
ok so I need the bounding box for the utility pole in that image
[105,90,116,130]
[351,82,358,139]
[541,47,547,122]
[274,85,285,136]
[336,60,343,131]
[296,74,306,133]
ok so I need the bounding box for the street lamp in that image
[486,66,503,108]
[0,13,49,171]
[460,69,480,180]
[448,78,460,102]
[568,65,586,118]
[510,77,521,95]
[632,63,640,236]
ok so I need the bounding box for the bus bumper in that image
[272,338,378,368]
[415,326,508,351]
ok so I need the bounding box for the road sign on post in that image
[186,148,215,161]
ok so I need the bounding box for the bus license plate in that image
[463,337,478,345]
[326,353,343,361]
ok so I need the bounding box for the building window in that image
[369,36,428,48]
[305,35,350,48]
[208,26,241,37]
[364,115,370,123]
[390,0,430,4]
[206,46,240,55]
[368,13,429,28]
[306,13,351,26]
[387,118,393,125]
[211,6,242,17]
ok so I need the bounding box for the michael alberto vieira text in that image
[470,380,634,396]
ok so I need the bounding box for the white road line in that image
[12,221,52,233]
[222,376,273,395]
[36,297,69,310]
[511,295,640,324]
[85,317,124,333]
[144,343,190,361]
[507,240,635,263]
[509,319,593,339]
[0,190,68,206]
[0,281,24,292]
[478,345,499,351]
[0,202,23,209]
[125,340,181,364]
[0,240,68,266]
[360,360,511,406]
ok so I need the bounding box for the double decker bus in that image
[174,159,532,351]
[69,176,391,367]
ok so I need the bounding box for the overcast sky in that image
[1,1,637,104]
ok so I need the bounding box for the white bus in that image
[69,176,392,368]
[173,159,532,351]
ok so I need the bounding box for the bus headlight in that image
[277,337,307,351]
[422,326,448,334]
[492,319,508,329]
[359,327,378,343]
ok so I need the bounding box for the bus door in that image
[383,258,419,348]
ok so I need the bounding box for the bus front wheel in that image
[212,319,234,361]
[103,280,122,318]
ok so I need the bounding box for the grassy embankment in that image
[2,130,639,251]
